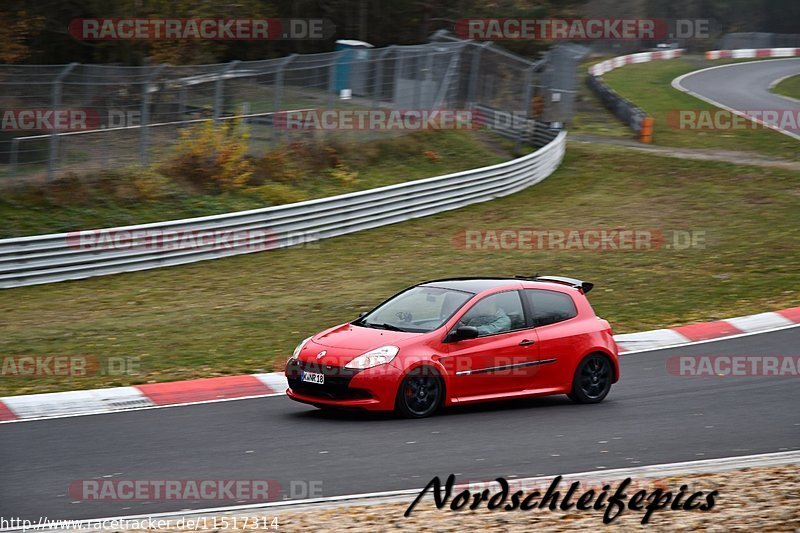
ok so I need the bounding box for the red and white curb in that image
[588,46,800,78]
[0,306,797,423]
[588,48,682,76]
[615,307,800,353]
[0,374,288,423]
[706,47,800,60]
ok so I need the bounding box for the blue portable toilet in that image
[334,39,374,98]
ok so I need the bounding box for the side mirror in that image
[446,326,479,342]
[358,311,368,318]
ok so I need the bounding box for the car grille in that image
[286,359,372,401]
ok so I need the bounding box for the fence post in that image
[372,46,394,109]
[393,49,405,107]
[467,42,490,107]
[214,60,239,122]
[422,49,435,108]
[325,50,346,141]
[432,46,462,110]
[515,64,536,153]
[140,63,166,165]
[328,50,346,109]
[272,54,296,143]
[48,62,78,181]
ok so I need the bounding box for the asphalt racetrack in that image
[1,326,798,522]
[675,58,800,137]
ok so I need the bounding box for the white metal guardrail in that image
[0,126,566,289]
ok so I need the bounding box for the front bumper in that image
[285,358,403,411]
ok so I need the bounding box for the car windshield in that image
[355,286,472,333]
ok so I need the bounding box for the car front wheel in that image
[395,368,443,418]
[568,353,613,404]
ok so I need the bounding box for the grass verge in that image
[0,129,514,239]
[772,74,800,101]
[574,56,799,160]
[0,141,798,396]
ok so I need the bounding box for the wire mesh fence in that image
[0,37,576,184]
[719,32,800,50]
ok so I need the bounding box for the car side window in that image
[459,291,525,336]
[524,289,578,327]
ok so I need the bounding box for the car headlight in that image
[345,345,399,370]
[289,337,312,361]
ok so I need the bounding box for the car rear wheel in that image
[395,368,443,418]
[568,353,613,404]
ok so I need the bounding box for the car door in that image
[521,289,581,391]
[443,290,540,399]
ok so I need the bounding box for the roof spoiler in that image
[516,275,594,294]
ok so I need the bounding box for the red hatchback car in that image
[285,276,619,418]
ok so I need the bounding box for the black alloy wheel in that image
[396,370,443,418]
[568,354,613,403]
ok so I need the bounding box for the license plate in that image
[301,371,324,385]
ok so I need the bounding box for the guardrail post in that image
[48,62,78,182]
[9,138,19,183]
[178,86,187,119]
[140,63,166,165]
[214,60,239,122]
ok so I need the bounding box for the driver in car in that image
[464,298,511,335]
